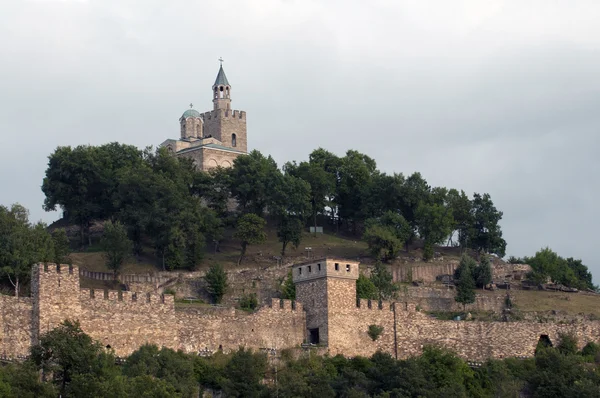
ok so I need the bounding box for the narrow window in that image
[335,263,339,271]
[232,133,237,147]
[298,268,302,275]
[308,265,312,273]
[346,264,351,272]
[317,263,321,271]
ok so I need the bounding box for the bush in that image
[557,333,578,355]
[581,342,600,362]
[281,271,296,300]
[205,264,228,304]
[367,325,384,341]
[356,274,378,300]
[239,293,258,312]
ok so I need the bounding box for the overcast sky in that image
[1,0,599,279]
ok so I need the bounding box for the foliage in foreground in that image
[3,320,599,397]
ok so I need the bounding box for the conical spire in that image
[213,65,230,87]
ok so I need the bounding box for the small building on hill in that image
[160,62,247,171]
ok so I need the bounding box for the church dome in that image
[181,108,201,119]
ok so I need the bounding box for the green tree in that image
[455,255,477,310]
[30,320,106,395]
[473,256,493,288]
[0,204,54,297]
[277,217,303,257]
[228,150,282,216]
[336,150,377,233]
[415,202,454,261]
[286,160,336,236]
[446,189,472,248]
[123,344,198,397]
[370,262,398,300]
[0,362,57,398]
[556,333,578,356]
[239,293,259,312]
[398,172,431,235]
[204,264,228,304]
[467,193,506,257]
[222,348,268,398]
[281,271,296,300]
[51,228,71,265]
[356,274,378,300]
[234,214,267,265]
[363,211,412,261]
[271,173,310,256]
[363,224,402,261]
[100,220,132,280]
[42,143,143,246]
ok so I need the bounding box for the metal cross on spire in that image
[218,57,224,66]
[189,103,193,108]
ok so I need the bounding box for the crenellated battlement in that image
[201,109,246,120]
[79,288,174,306]
[269,298,303,312]
[34,262,79,276]
[357,299,393,311]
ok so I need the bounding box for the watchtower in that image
[31,263,82,344]
[292,258,359,345]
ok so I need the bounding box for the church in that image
[160,62,248,170]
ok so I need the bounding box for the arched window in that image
[231,133,237,147]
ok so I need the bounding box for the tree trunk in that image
[14,278,19,299]
[80,222,85,247]
[313,205,317,237]
[281,241,288,257]
[238,242,247,266]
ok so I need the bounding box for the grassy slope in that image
[71,227,600,317]
[72,229,369,274]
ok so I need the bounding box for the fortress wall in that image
[403,286,506,312]
[393,262,458,283]
[0,295,33,357]
[296,278,329,344]
[327,300,396,358]
[394,304,600,361]
[176,299,306,354]
[32,264,83,342]
[78,289,178,356]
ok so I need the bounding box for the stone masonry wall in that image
[5,263,600,362]
[295,278,328,344]
[328,299,396,358]
[392,262,458,283]
[32,264,83,344]
[402,286,506,312]
[78,289,178,356]
[176,146,241,171]
[176,299,305,354]
[0,295,33,357]
[394,304,600,361]
[202,110,247,153]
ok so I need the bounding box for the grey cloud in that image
[0,0,598,281]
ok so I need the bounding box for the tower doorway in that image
[309,328,320,344]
